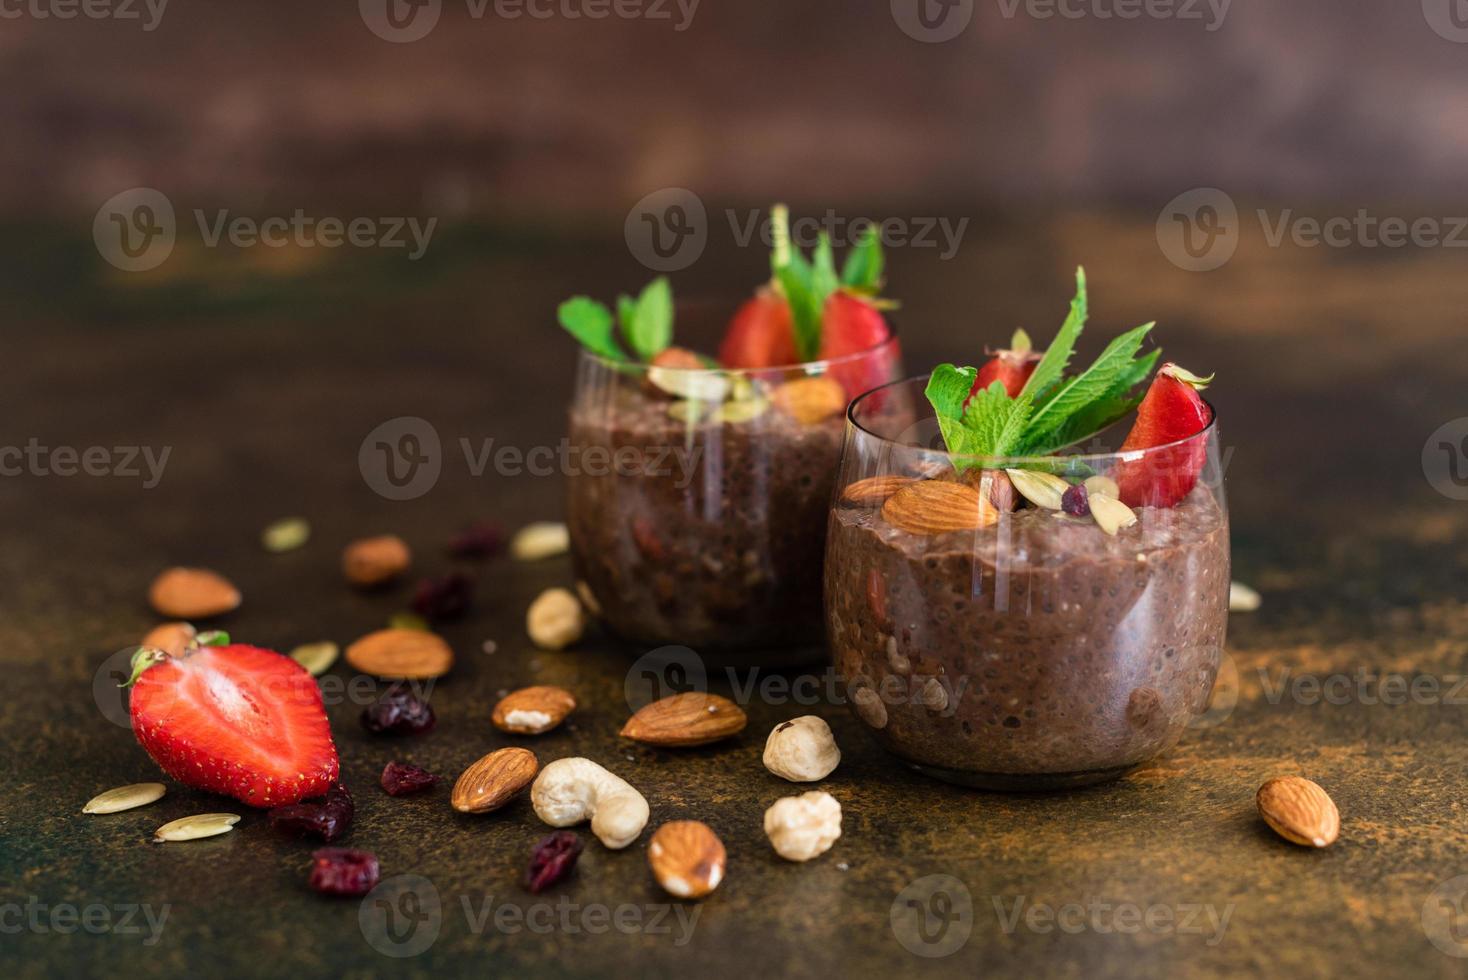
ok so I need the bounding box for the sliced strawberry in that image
[129,644,339,808]
[818,290,895,398]
[968,329,1042,402]
[718,288,799,369]
[1115,363,1215,509]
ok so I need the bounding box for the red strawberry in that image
[818,290,896,397]
[1115,363,1215,509]
[718,288,799,369]
[129,643,340,808]
[968,329,1042,402]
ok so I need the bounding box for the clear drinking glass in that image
[567,311,902,659]
[825,375,1229,788]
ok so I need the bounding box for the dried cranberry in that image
[270,784,355,842]
[411,572,473,621]
[447,522,505,559]
[308,847,380,897]
[381,761,439,796]
[361,682,436,736]
[1061,483,1091,517]
[525,831,584,894]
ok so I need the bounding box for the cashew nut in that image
[530,757,649,849]
[762,716,841,782]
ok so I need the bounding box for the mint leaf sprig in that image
[558,276,673,363]
[769,204,891,362]
[924,268,1158,469]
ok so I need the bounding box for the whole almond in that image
[621,692,747,747]
[492,686,577,735]
[148,567,241,619]
[882,480,997,535]
[648,821,727,899]
[772,376,848,425]
[342,535,411,587]
[841,475,916,506]
[346,628,454,679]
[1257,776,1340,848]
[140,622,197,657]
[452,747,539,813]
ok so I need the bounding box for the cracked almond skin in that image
[148,568,241,619]
[881,480,997,535]
[648,821,727,899]
[1257,776,1340,848]
[621,692,747,747]
[346,628,454,679]
[452,747,539,813]
[841,475,916,506]
[771,376,848,425]
[492,686,577,735]
[342,535,411,587]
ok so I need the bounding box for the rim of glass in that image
[575,327,901,376]
[846,373,1219,466]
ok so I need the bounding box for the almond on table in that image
[620,692,747,747]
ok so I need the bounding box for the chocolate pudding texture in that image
[569,387,843,651]
[826,483,1230,786]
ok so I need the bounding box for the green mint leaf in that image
[558,296,629,362]
[615,295,637,335]
[1020,267,1087,403]
[964,382,1033,463]
[1027,389,1146,456]
[924,363,976,419]
[771,205,822,361]
[1022,322,1156,451]
[925,366,1033,470]
[841,224,885,292]
[812,233,840,303]
[625,276,673,360]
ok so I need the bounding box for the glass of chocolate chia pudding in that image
[568,311,903,660]
[825,375,1230,789]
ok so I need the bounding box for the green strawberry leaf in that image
[558,296,629,362]
[841,225,885,293]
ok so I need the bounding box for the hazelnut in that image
[763,791,842,862]
[342,535,411,587]
[526,588,585,650]
[762,716,841,783]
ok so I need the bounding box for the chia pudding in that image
[826,480,1230,788]
[568,367,856,655]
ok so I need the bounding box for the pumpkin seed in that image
[153,813,240,843]
[388,612,430,632]
[262,517,311,553]
[290,641,340,677]
[82,783,166,815]
[1230,582,1262,612]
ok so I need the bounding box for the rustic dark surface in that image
[2,214,1467,979]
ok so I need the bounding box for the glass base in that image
[905,759,1139,791]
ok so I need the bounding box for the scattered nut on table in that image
[492,685,577,735]
[148,567,241,619]
[531,757,649,849]
[648,821,727,899]
[526,588,585,650]
[764,790,842,861]
[762,716,841,782]
[512,522,570,561]
[1257,775,1339,848]
[342,535,411,587]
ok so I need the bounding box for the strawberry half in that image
[718,288,799,369]
[819,291,897,397]
[1115,363,1215,509]
[968,329,1042,402]
[129,643,340,808]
